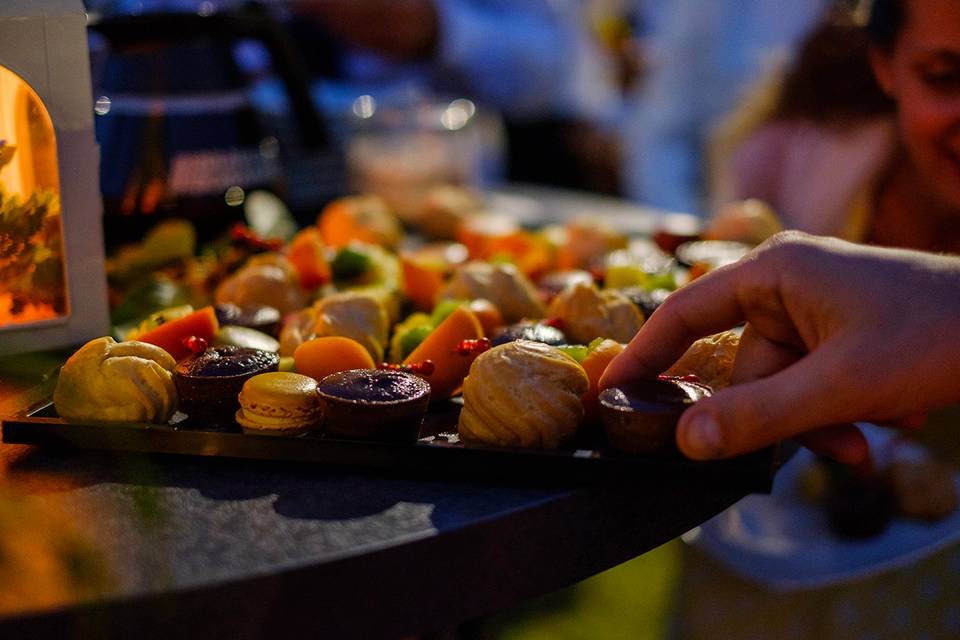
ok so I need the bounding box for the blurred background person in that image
[622,0,828,215]
[85,0,622,206]
[671,2,960,638]
[712,0,960,254]
[292,0,623,193]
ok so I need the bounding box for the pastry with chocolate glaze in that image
[317,369,431,442]
[599,376,712,454]
[174,345,279,427]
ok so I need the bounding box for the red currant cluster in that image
[182,335,208,354]
[230,223,283,252]
[378,360,436,376]
[454,337,492,356]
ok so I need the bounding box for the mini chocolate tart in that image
[174,346,279,428]
[317,369,431,442]
[599,377,711,455]
[214,303,282,337]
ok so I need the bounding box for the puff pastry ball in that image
[215,253,307,316]
[54,337,178,424]
[312,291,390,362]
[458,340,589,448]
[547,281,644,344]
[439,261,545,324]
[666,330,740,389]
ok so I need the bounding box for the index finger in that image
[600,257,763,389]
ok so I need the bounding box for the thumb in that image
[676,347,857,460]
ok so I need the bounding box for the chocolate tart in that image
[317,369,431,442]
[174,346,279,428]
[599,377,711,455]
[214,303,282,337]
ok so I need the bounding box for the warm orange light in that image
[0,293,58,325]
[0,66,58,198]
[0,64,68,329]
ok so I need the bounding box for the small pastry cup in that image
[174,348,279,429]
[317,370,431,442]
[599,378,711,455]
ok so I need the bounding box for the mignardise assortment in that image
[54,188,741,452]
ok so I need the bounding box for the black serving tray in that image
[1,401,777,491]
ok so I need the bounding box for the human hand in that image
[600,232,960,463]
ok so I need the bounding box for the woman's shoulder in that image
[730,117,897,237]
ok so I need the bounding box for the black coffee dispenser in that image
[91,3,340,247]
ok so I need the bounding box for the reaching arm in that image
[601,232,960,463]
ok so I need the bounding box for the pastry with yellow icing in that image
[54,337,178,424]
[458,340,589,449]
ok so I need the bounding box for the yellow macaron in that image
[236,372,320,436]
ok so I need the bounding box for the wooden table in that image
[0,358,763,640]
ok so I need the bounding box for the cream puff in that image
[214,253,307,316]
[458,340,589,449]
[547,281,644,344]
[54,337,178,424]
[439,262,545,324]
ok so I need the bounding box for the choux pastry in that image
[459,340,589,448]
[54,337,178,424]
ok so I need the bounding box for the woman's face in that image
[871,0,960,211]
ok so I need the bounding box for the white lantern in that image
[0,0,108,356]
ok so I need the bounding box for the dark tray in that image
[1,401,777,491]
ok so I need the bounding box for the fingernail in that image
[683,412,722,459]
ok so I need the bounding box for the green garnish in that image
[558,345,589,363]
[646,271,677,292]
[587,337,606,351]
[398,325,433,360]
[431,299,467,326]
[331,247,373,280]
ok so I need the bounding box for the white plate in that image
[688,423,960,591]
